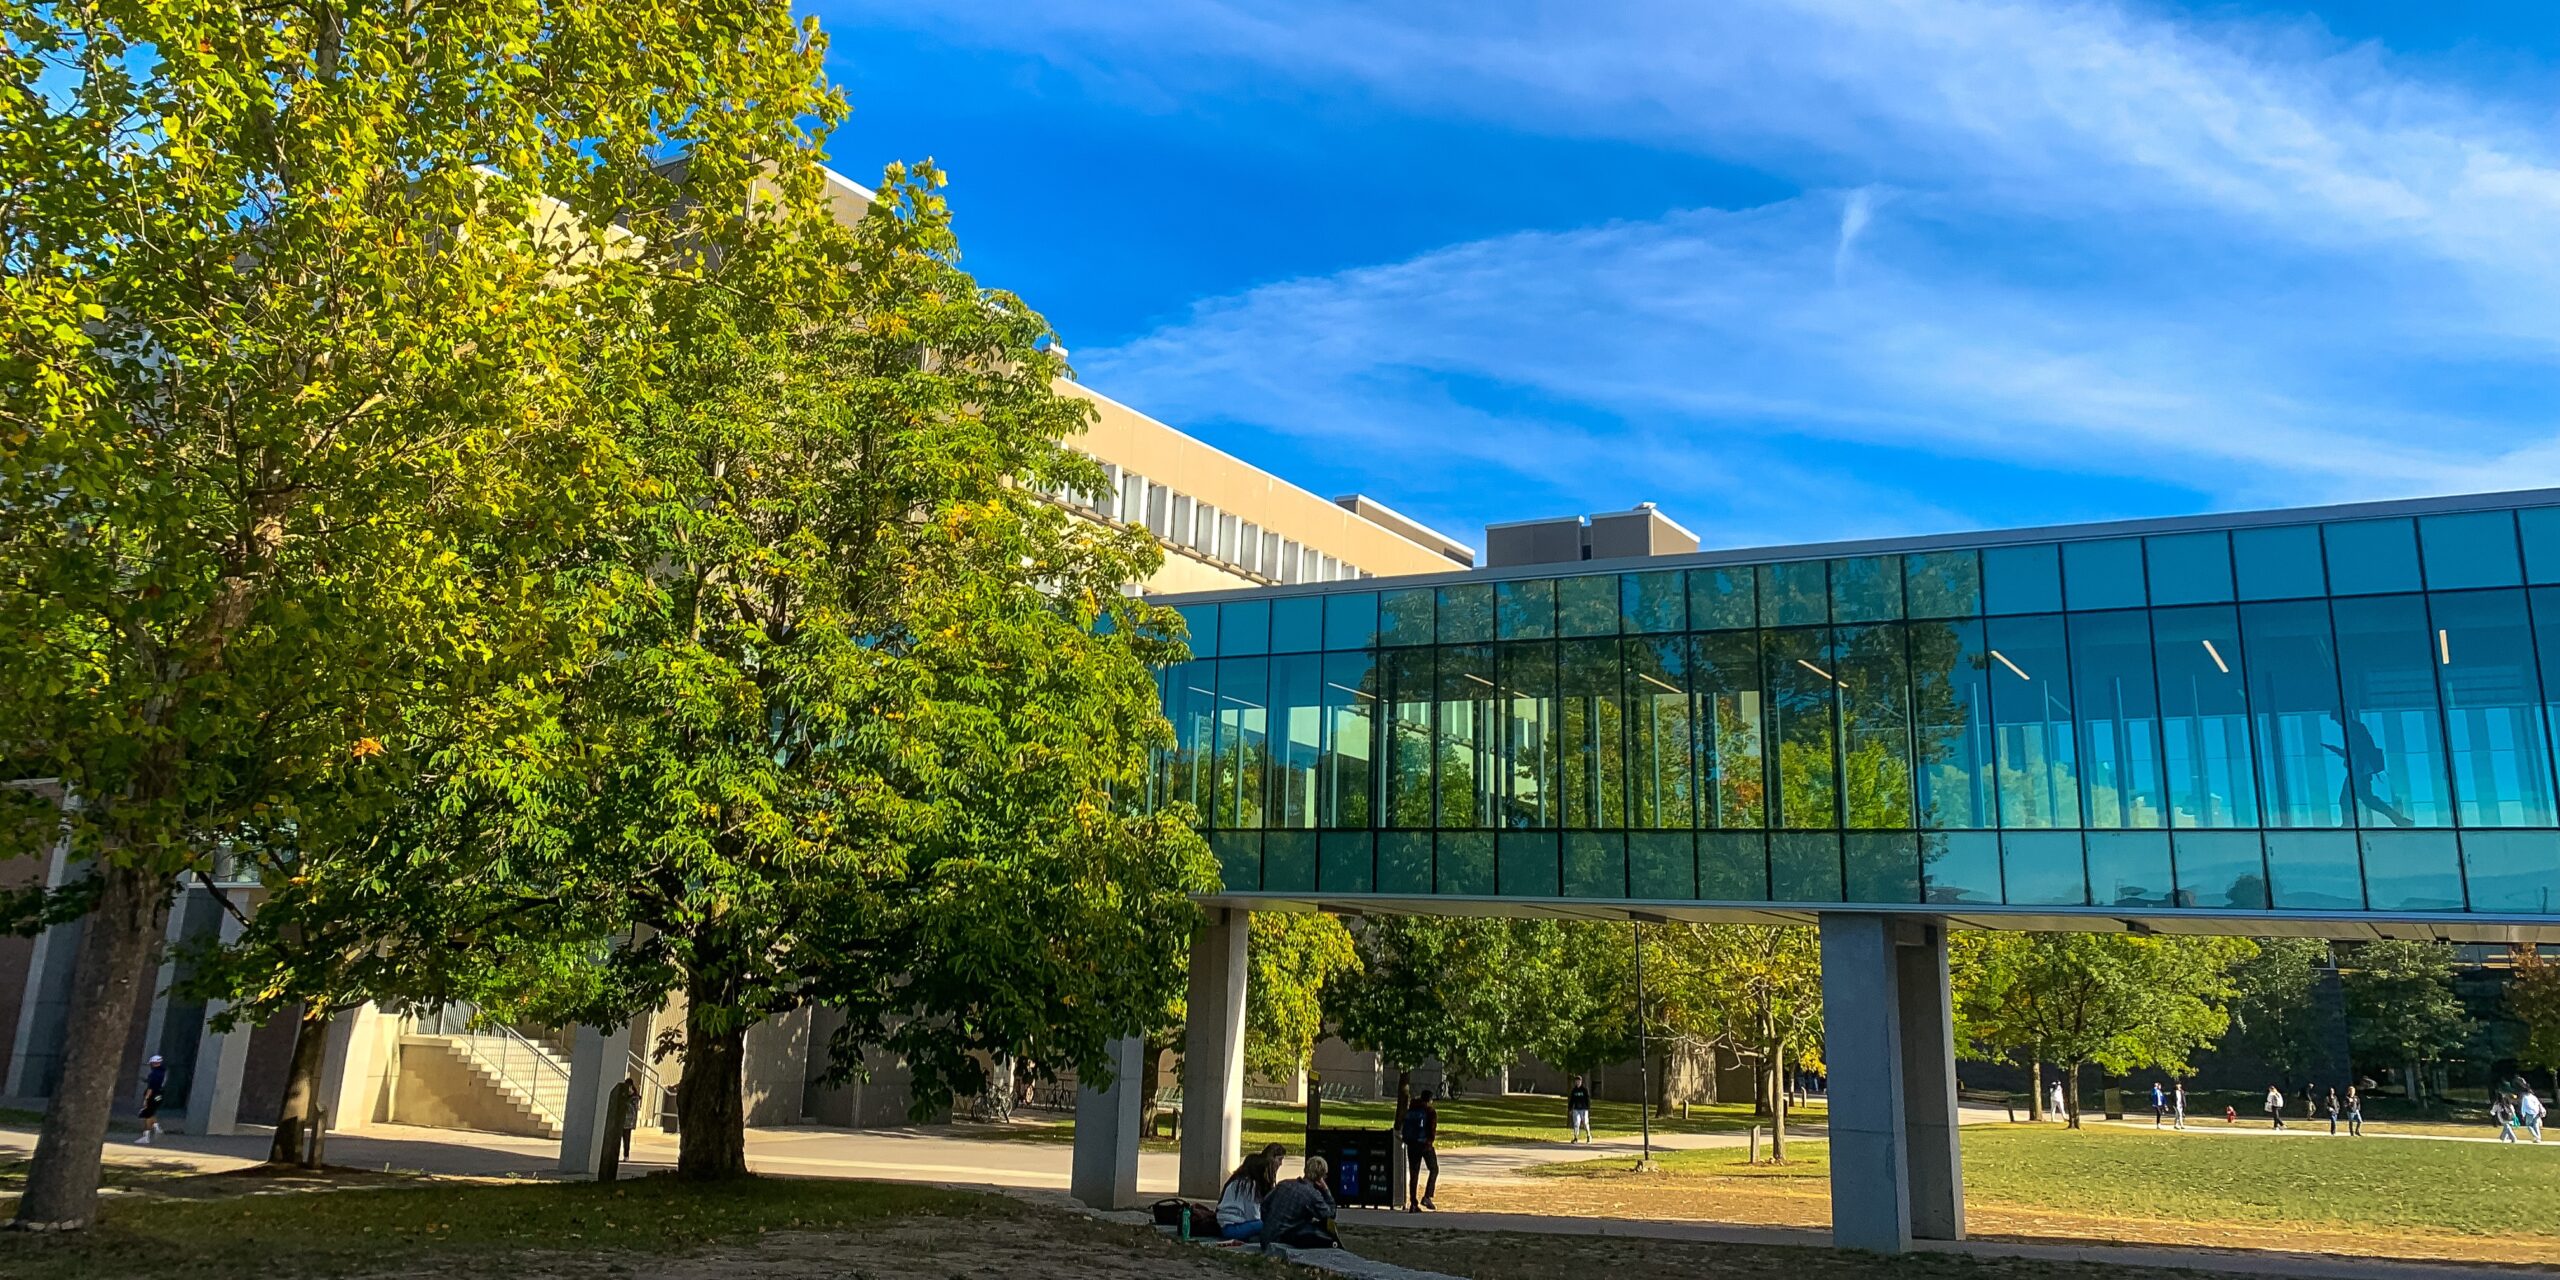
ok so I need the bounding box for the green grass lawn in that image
[996,1093,1819,1152]
[1535,1123,2560,1240]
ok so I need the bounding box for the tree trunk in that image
[2063,1064,2083,1129]
[1394,1068,1411,1121]
[14,860,173,1230]
[1769,1041,1788,1161]
[2027,1060,2045,1122]
[2404,1059,2421,1101]
[268,1006,336,1166]
[676,1000,750,1179]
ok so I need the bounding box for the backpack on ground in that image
[1150,1198,1220,1239]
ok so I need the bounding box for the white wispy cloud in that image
[840,0,2560,545]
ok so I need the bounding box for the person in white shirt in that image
[1215,1152,1275,1242]
[2521,1087,2547,1144]
[2265,1084,2286,1129]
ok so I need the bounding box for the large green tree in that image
[2227,937,2337,1086]
[1954,932,2252,1126]
[507,154,1215,1178]
[0,1,805,1226]
[1654,924,1822,1156]
[1329,916,1569,1100]
[1244,912,1360,1079]
[2341,939,2472,1100]
[2508,946,2560,1097]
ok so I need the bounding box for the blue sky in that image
[812,0,2560,555]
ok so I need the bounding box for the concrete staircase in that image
[396,1032,572,1140]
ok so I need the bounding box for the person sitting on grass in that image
[1215,1152,1275,1242]
[1259,1156,1341,1252]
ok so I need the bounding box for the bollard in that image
[1749,1125,1760,1165]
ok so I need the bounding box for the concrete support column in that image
[1818,913,1964,1254]
[1071,1035,1146,1210]
[1178,908,1250,1199]
[558,1024,622,1176]
[181,910,252,1135]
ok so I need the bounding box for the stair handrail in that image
[441,1020,571,1130]
[627,1049,671,1132]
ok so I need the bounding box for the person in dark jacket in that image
[1401,1090,1439,1212]
[1260,1156,1340,1251]
[1568,1076,1594,1143]
[137,1054,168,1145]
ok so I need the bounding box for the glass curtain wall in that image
[1160,501,2560,919]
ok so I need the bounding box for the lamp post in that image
[1634,920,1653,1172]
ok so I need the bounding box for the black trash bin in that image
[1303,1127,1396,1209]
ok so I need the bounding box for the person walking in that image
[2324,1088,2340,1135]
[2172,1080,2188,1130]
[2150,1080,2167,1128]
[2522,1087,2547,1144]
[1401,1090,1440,1213]
[2047,1080,2066,1120]
[2495,1094,2519,1143]
[136,1054,167,1145]
[2345,1086,2365,1137]
[2265,1084,2286,1129]
[1566,1075,1594,1143]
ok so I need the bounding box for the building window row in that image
[1045,459,1372,586]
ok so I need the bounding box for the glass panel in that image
[1688,566,1757,630]
[2071,611,2166,829]
[2147,531,2235,606]
[1699,831,1770,900]
[1627,637,1697,829]
[2332,595,2453,828]
[2324,519,2421,596]
[1272,595,1324,653]
[1987,614,2080,828]
[1319,832,1374,894]
[1564,832,1627,898]
[1760,561,1829,626]
[2241,601,2349,829]
[1438,831,1496,896]
[1219,600,1270,656]
[1905,550,1982,619]
[1497,578,1557,640]
[2461,831,2560,914]
[1324,592,1380,650]
[1845,832,1921,904]
[1910,619,1996,830]
[1269,654,1324,829]
[2153,606,2260,827]
[1214,658,1269,828]
[1499,831,1561,897]
[1381,587,1436,646]
[1770,832,1843,902]
[2420,512,2522,590]
[1382,648,1435,827]
[1764,628,1840,829]
[1622,570,1687,634]
[2235,525,2327,600]
[1264,831,1316,893]
[2062,538,2146,611]
[1558,575,1619,637]
[1831,556,1905,624]
[1435,645,1499,828]
[1165,660,1219,820]
[1213,832,1262,892]
[2523,508,2560,585]
[1630,832,1695,899]
[2085,832,2173,907]
[1500,641,1559,828]
[1693,631,1768,828]
[2173,831,2268,909]
[1983,544,2062,615]
[1838,624,1914,828]
[2431,590,2556,827]
[1560,639,1627,828]
[2265,831,2363,910]
[1318,651,1378,828]
[1178,603,1220,658]
[1922,831,2002,905]
[2001,831,2087,906]
[1377,831,1433,895]
[2361,831,2463,911]
[1437,582,1495,644]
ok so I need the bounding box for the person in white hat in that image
[137,1053,168,1144]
